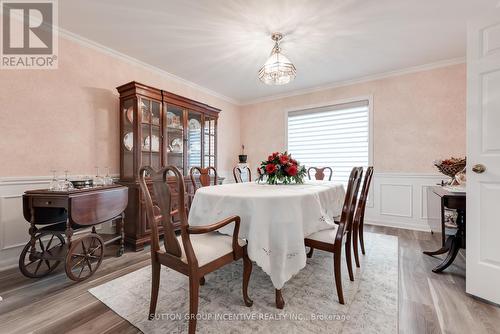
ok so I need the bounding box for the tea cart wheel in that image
[65,234,104,282]
[19,232,65,278]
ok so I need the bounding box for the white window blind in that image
[287,100,370,185]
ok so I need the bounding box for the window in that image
[287,100,371,185]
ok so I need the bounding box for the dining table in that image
[188,180,346,308]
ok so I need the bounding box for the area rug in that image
[89,232,398,333]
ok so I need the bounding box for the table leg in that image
[432,208,465,273]
[432,235,461,273]
[117,213,125,257]
[423,236,452,256]
[64,216,73,245]
[275,289,285,309]
[423,197,450,256]
[28,208,37,262]
[440,197,446,246]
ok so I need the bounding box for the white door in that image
[467,13,500,304]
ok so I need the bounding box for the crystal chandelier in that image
[258,32,297,85]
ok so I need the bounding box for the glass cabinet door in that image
[165,103,184,174]
[187,111,202,171]
[121,98,135,179]
[204,116,216,168]
[140,97,162,171]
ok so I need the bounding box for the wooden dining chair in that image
[190,166,218,192]
[233,166,252,183]
[352,166,374,268]
[139,166,253,334]
[307,167,333,181]
[256,167,263,179]
[304,167,363,304]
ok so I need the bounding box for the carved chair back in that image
[233,166,252,183]
[354,166,374,226]
[335,167,363,243]
[307,167,333,181]
[139,166,197,264]
[256,167,263,179]
[190,166,218,192]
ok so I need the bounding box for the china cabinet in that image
[117,81,220,250]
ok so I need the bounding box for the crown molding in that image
[55,27,465,107]
[57,28,240,106]
[240,57,466,105]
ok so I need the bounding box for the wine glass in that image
[49,169,59,191]
[104,167,113,186]
[57,170,74,191]
[93,166,105,187]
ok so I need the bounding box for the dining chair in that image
[190,166,218,192]
[353,166,374,268]
[233,166,252,183]
[256,167,263,179]
[307,166,333,181]
[139,166,253,334]
[304,167,363,304]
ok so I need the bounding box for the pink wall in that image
[0,35,465,178]
[240,64,466,173]
[0,37,241,178]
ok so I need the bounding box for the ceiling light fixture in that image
[258,32,296,85]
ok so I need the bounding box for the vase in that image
[238,155,247,163]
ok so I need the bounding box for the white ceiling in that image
[60,0,498,103]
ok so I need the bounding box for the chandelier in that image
[258,32,297,85]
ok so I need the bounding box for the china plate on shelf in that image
[144,135,160,152]
[167,112,182,129]
[170,138,183,153]
[125,106,134,124]
[123,132,133,151]
[189,118,200,130]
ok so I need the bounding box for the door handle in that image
[472,164,486,174]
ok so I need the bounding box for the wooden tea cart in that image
[19,185,128,281]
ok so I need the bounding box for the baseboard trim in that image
[365,219,432,232]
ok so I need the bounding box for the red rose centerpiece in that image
[258,151,306,185]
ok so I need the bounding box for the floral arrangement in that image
[257,151,306,185]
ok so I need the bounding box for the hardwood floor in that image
[0,226,499,334]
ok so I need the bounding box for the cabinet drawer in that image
[32,197,67,208]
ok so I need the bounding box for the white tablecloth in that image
[188,181,345,289]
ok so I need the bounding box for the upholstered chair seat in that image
[306,226,346,246]
[174,232,247,267]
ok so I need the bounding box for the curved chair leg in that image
[148,260,160,320]
[359,222,366,255]
[188,275,200,334]
[333,251,344,304]
[345,232,354,281]
[306,247,314,258]
[200,276,205,286]
[353,222,361,268]
[242,249,253,307]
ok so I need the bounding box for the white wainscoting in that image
[365,173,445,232]
[0,172,445,271]
[0,176,52,270]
